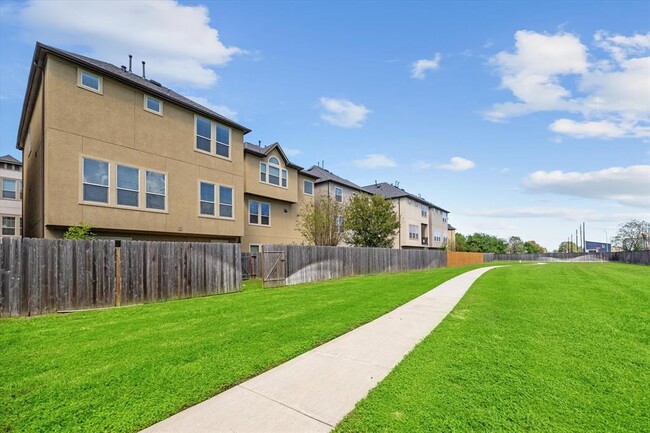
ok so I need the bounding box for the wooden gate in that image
[262,250,286,287]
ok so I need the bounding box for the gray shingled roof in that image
[363,182,449,213]
[448,224,456,230]
[303,165,366,192]
[0,155,22,165]
[244,142,318,178]
[17,42,250,149]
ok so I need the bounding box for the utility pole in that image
[583,222,586,252]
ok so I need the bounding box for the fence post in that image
[115,246,121,306]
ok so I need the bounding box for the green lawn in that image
[335,263,650,432]
[0,265,483,433]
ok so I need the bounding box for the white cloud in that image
[459,206,649,223]
[283,147,301,157]
[411,53,441,79]
[412,161,433,170]
[523,165,650,207]
[486,30,650,139]
[437,157,476,171]
[352,154,397,169]
[15,0,244,87]
[319,97,370,128]
[186,96,237,120]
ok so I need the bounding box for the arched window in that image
[260,156,288,187]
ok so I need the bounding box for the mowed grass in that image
[335,263,650,432]
[0,265,485,433]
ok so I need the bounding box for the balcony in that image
[421,237,429,245]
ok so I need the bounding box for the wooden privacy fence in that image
[0,237,242,317]
[447,251,484,267]
[486,251,650,265]
[262,245,447,286]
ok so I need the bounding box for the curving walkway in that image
[141,266,500,433]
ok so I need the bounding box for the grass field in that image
[0,265,483,433]
[335,263,650,432]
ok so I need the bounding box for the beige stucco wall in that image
[393,197,430,249]
[243,148,298,203]
[428,208,448,249]
[40,54,246,239]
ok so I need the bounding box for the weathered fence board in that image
[485,251,650,265]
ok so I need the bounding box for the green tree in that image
[454,233,468,252]
[296,195,347,246]
[507,236,525,254]
[524,240,547,253]
[345,194,400,248]
[557,241,582,253]
[63,222,95,240]
[464,233,507,253]
[612,219,650,251]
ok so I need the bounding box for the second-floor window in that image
[409,224,419,240]
[249,200,270,226]
[195,116,231,159]
[303,180,314,195]
[78,69,102,94]
[144,95,163,115]
[83,158,109,203]
[117,165,139,207]
[335,187,343,202]
[432,228,442,242]
[1,179,17,199]
[260,157,288,188]
[200,182,234,218]
[421,204,428,218]
[146,171,166,210]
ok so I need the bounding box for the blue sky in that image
[1,1,648,249]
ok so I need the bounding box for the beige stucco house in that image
[363,182,449,250]
[16,43,313,244]
[0,155,23,237]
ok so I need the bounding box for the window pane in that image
[2,216,15,235]
[117,165,138,190]
[261,203,270,217]
[250,214,258,224]
[83,158,108,185]
[250,245,260,253]
[84,184,108,203]
[81,72,100,90]
[269,166,280,185]
[200,202,215,215]
[219,186,233,205]
[304,181,313,195]
[196,136,211,152]
[216,142,229,158]
[260,163,267,182]
[269,157,279,165]
[2,179,16,199]
[146,172,165,194]
[146,194,165,210]
[216,125,230,145]
[249,201,258,215]
[196,117,211,138]
[117,189,138,207]
[261,216,270,226]
[146,97,161,112]
[219,204,233,218]
[200,182,214,202]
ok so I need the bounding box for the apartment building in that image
[15,43,310,243]
[363,182,449,250]
[0,155,23,237]
[242,142,317,252]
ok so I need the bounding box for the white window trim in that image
[115,164,140,208]
[77,68,103,94]
[197,180,235,220]
[303,179,314,196]
[143,95,163,116]
[335,187,343,202]
[1,178,20,200]
[259,158,288,189]
[248,199,271,227]
[145,170,168,212]
[80,156,111,206]
[1,215,17,236]
[249,244,262,253]
[194,115,232,161]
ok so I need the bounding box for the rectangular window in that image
[146,171,166,210]
[250,244,260,253]
[335,187,343,203]
[216,125,230,158]
[219,186,233,218]
[116,165,139,207]
[144,95,163,115]
[260,163,267,182]
[78,69,102,93]
[303,180,314,195]
[196,116,212,152]
[2,179,17,199]
[281,169,287,188]
[2,216,16,236]
[269,165,280,185]
[82,158,109,203]
[409,225,419,240]
[200,182,215,216]
[421,205,428,218]
[249,200,270,226]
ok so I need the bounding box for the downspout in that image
[398,199,401,249]
[40,59,45,238]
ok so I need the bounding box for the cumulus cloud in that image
[437,157,476,171]
[352,154,397,169]
[15,0,244,87]
[186,96,237,120]
[411,53,441,79]
[320,97,370,128]
[486,30,650,139]
[283,147,301,157]
[523,165,650,207]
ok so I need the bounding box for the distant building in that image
[0,154,23,237]
[585,241,611,253]
[447,224,457,251]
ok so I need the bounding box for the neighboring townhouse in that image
[0,155,23,237]
[363,182,449,250]
[242,142,318,252]
[447,223,457,251]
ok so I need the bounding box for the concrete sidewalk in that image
[141,266,499,433]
